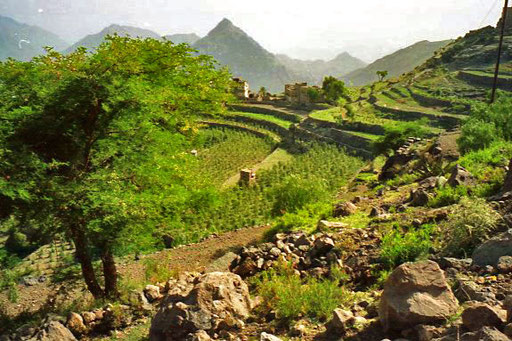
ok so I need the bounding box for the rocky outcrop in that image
[149,272,252,341]
[379,261,458,331]
[472,229,512,267]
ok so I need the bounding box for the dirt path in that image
[1,225,270,319]
[119,225,270,283]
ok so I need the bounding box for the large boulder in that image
[472,229,512,267]
[379,261,458,331]
[27,321,77,341]
[149,272,251,341]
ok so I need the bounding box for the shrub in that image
[252,263,358,324]
[267,176,329,216]
[458,95,512,153]
[322,76,348,104]
[143,256,176,283]
[266,202,332,238]
[457,120,498,153]
[380,224,432,269]
[428,186,468,208]
[439,197,501,258]
[373,119,430,155]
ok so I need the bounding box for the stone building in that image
[232,77,250,99]
[284,82,322,105]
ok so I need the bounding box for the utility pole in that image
[491,0,510,104]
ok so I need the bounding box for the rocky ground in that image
[3,134,512,341]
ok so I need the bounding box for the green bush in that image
[266,202,332,238]
[373,119,430,155]
[428,186,468,208]
[267,176,329,216]
[458,95,512,153]
[439,197,501,258]
[380,224,432,269]
[252,263,357,324]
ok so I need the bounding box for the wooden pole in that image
[491,0,509,104]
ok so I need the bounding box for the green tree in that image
[376,70,388,82]
[322,76,347,104]
[0,36,233,298]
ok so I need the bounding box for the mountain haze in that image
[193,18,295,93]
[65,24,162,53]
[165,33,201,45]
[276,52,367,85]
[343,40,452,86]
[0,15,68,61]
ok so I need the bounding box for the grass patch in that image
[230,111,294,128]
[380,224,433,269]
[252,263,362,325]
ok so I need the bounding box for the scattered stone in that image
[504,323,512,338]
[409,188,431,207]
[28,321,77,341]
[461,302,506,331]
[144,285,163,302]
[333,202,357,217]
[461,327,509,341]
[81,312,96,325]
[260,332,282,341]
[317,220,348,230]
[66,312,87,335]
[187,330,211,341]
[326,309,354,335]
[149,272,252,341]
[448,164,474,187]
[472,229,512,267]
[379,261,458,331]
[497,256,512,274]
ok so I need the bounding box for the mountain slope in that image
[193,18,295,93]
[165,33,201,45]
[0,15,68,61]
[65,24,162,53]
[276,52,367,85]
[343,40,452,86]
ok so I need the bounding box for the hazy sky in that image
[0,0,504,62]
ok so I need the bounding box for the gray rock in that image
[472,229,512,267]
[260,332,282,341]
[149,272,251,341]
[461,302,506,331]
[448,164,475,187]
[497,256,512,273]
[326,309,354,335]
[379,261,458,331]
[27,321,77,341]
[460,327,509,341]
[409,189,431,207]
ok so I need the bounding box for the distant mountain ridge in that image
[343,40,452,86]
[0,15,68,61]
[65,24,162,53]
[193,18,296,92]
[276,52,367,85]
[165,33,201,45]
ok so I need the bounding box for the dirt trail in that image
[119,225,270,282]
[1,225,270,319]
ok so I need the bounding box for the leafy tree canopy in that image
[322,76,348,104]
[0,35,233,297]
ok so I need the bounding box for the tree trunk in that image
[101,248,118,299]
[71,225,104,298]
[504,159,512,193]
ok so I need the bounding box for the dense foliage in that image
[458,94,512,153]
[373,119,430,155]
[0,36,233,297]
